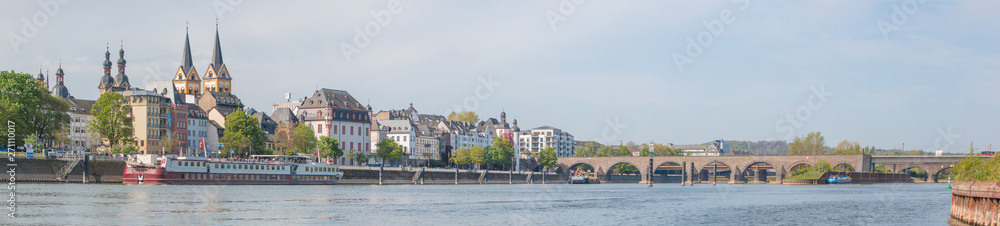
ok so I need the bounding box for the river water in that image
[8,183,956,225]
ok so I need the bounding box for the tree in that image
[447,111,479,124]
[450,147,471,168]
[907,150,926,156]
[375,139,403,164]
[470,145,487,169]
[536,147,558,172]
[487,137,515,169]
[221,108,267,155]
[89,92,133,148]
[347,150,370,165]
[639,147,651,156]
[318,136,343,159]
[831,140,862,155]
[29,93,71,147]
[220,132,250,156]
[614,143,631,156]
[159,133,179,154]
[286,123,317,155]
[788,131,825,155]
[597,146,614,156]
[1,71,69,148]
[575,142,599,157]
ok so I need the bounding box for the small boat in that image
[568,168,599,184]
[826,175,852,184]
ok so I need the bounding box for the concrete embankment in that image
[0,157,567,184]
[780,172,913,185]
[951,181,1000,225]
[339,166,566,185]
[1,157,125,183]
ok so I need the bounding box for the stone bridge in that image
[870,155,984,182]
[556,155,871,184]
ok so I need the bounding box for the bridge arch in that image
[562,162,596,176]
[898,166,931,181]
[744,162,775,183]
[930,166,954,183]
[605,162,642,183]
[700,161,732,183]
[832,162,856,172]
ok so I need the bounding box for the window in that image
[342,126,346,134]
[333,126,337,134]
[350,126,354,135]
[317,125,322,134]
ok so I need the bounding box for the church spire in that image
[181,25,194,74]
[210,22,225,76]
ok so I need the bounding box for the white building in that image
[518,125,576,157]
[670,143,723,156]
[186,104,210,156]
[376,120,414,157]
[297,88,372,166]
[65,97,97,153]
[436,120,492,150]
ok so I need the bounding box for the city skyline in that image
[4,1,999,152]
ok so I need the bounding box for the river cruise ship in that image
[123,155,343,185]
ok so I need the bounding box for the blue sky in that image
[3,1,998,152]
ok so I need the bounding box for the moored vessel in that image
[123,155,343,185]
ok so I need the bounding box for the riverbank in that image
[951,181,1000,225]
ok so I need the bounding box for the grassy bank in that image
[954,150,1000,183]
[786,171,824,180]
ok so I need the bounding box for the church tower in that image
[113,43,131,89]
[98,45,115,95]
[173,26,202,95]
[203,25,231,94]
[52,64,70,99]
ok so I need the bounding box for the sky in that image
[3,0,998,153]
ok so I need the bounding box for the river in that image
[8,183,957,225]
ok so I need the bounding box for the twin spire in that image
[178,23,226,79]
[174,22,231,95]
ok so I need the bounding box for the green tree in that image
[639,147,651,156]
[286,123,317,155]
[221,108,267,155]
[597,146,614,156]
[788,131,825,155]
[89,92,134,148]
[375,139,403,164]
[220,132,250,156]
[1,71,69,148]
[447,111,480,124]
[614,144,631,156]
[906,150,926,156]
[574,142,599,157]
[450,147,471,168]
[318,136,343,159]
[345,149,369,165]
[487,137,515,169]
[470,145,487,169]
[831,140,862,155]
[536,147,558,172]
